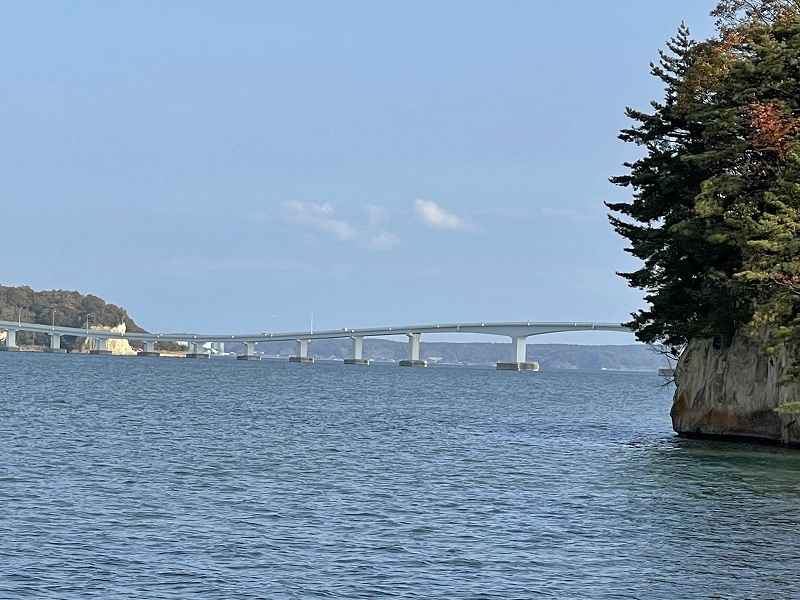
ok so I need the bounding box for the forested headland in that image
[0,284,145,350]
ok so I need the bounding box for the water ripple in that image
[1,355,798,598]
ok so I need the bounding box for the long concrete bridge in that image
[0,319,632,370]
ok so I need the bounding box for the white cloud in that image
[364,203,390,222]
[321,219,357,240]
[283,201,357,241]
[413,199,466,230]
[282,200,400,249]
[368,230,400,249]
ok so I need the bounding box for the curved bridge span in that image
[0,320,632,370]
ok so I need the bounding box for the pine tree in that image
[609,5,800,359]
[608,24,749,349]
[711,0,800,32]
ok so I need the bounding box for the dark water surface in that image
[1,353,799,599]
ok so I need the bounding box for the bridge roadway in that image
[0,319,632,370]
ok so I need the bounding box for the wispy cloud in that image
[162,256,311,279]
[283,201,357,241]
[413,199,467,230]
[368,230,400,249]
[364,203,390,222]
[466,206,529,218]
[541,207,605,223]
[282,200,400,249]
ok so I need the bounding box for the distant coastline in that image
[243,339,670,372]
[8,338,670,372]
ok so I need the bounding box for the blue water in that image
[1,353,799,599]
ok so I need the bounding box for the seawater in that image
[1,353,799,599]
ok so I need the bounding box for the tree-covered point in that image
[609,0,800,360]
[0,284,146,349]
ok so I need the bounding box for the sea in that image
[1,352,798,599]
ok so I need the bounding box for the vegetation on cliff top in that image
[608,0,800,361]
[0,284,145,350]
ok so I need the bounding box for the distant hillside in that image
[0,284,146,350]
[244,339,672,372]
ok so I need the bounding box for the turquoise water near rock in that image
[1,353,798,599]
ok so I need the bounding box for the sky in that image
[0,1,719,344]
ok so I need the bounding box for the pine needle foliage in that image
[608,2,800,364]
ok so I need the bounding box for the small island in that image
[609,0,800,444]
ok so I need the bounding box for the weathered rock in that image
[672,331,800,444]
[80,323,137,355]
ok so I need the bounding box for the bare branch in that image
[771,274,800,295]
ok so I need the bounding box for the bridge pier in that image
[237,341,261,361]
[89,337,112,355]
[0,320,631,364]
[496,335,539,371]
[43,333,66,353]
[138,341,160,357]
[289,339,314,363]
[344,335,369,365]
[399,333,426,367]
[186,341,210,358]
[0,329,20,351]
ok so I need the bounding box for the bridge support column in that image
[237,341,261,361]
[0,329,20,351]
[399,333,426,367]
[186,342,210,358]
[89,337,112,355]
[289,339,314,363]
[497,335,539,371]
[138,341,160,357]
[43,333,66,353]
[344,336,369,365]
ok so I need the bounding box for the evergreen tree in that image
[711,0,800,32]
[609,3,800,359]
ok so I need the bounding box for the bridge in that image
[0,319,632,370]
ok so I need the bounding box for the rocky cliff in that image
[79,323,137,355]
[671,331,800,444]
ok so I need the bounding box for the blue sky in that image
[0,1,717,343]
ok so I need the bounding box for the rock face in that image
[79,323,137,355]
[672,331,800,444]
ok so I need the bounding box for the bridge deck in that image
[0,320,630,344]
